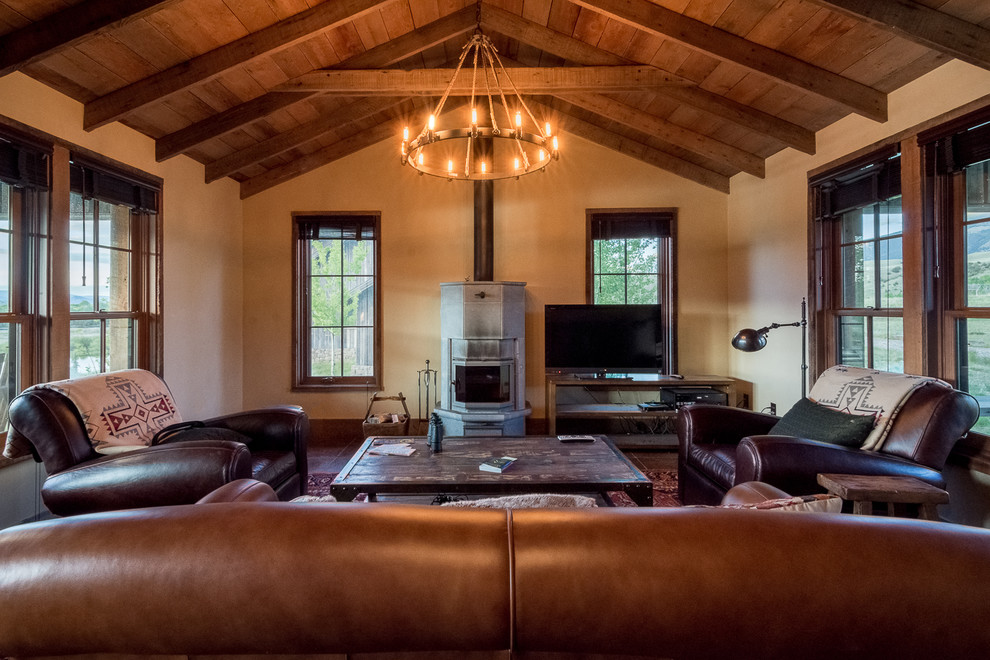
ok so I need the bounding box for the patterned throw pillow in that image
[769,397,875,447]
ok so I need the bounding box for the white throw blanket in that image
[4,370,182,457]
[809,365,949,451]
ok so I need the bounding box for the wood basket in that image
[362,392,410,437]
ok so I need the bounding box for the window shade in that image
[811,151,901,221]
[297,215,377,240]
[70,159,159,213]
[921,119,990,173]
[590,212,672,240]
[0,137,50,189]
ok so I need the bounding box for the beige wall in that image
[0,73,245,419]
[241,131,730,420]
[727,60,990,414]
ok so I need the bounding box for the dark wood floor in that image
[308,435,678,474]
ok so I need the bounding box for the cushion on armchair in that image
[769,397,876,447]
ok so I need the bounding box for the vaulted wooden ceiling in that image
[2,0,989,198]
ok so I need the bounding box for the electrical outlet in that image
[769,402,777,415]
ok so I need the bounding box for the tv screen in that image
[545,304,663,375]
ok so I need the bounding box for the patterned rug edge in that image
[306,469,680,508]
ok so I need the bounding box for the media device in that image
[544,304,663,376]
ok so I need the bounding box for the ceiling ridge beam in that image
[571,0,887,122]
[808,0,990,71]
[275,66,690,94]
[557,92,765,178]
[155,4,477,161]
[481,3,815,154]
[0,0,180,78]
[205,97,406,182]
[533,100,729,193]
[239,121,400,199]
[83,0,398,130]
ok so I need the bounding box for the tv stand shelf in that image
[546,375,737,447]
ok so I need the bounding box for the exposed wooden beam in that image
[481,3,815,154]
[155,5,477,161]
[571,0,887,122]
[240,122,399,199]
[809,0,990,71]
[534,101,729,193]
[205,97,406,182]
[84,0,398,130]
[276,66,689,94]
[0,0,180,78]
[557,93,765,178]
[156,92,313,162]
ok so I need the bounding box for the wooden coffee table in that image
[330,435,654,506]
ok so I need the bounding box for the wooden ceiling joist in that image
[239,121,400,199]
[557,93,766,178]
[809,0,990,71]
[482,4,815,155]
[155,5,478,161]
[276,66,690,94]
[156,91,314,162]
[83,0,398,130]
[0,0,180,78]
[571,0,888,122]
[205,97,407,182]
[537,103,730,194]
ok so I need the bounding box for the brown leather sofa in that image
[1,481,989,660]
[677,381,979,505]
[6,382,309,515]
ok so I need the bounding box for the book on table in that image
[479,456,517,473]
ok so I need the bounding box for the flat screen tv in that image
[544,304,663,376]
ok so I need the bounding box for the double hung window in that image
[0,135,48,429]
[293,213,381,390]
[922,114,990,433]
[587,209,676,373]
[811,152,904,373]
[68,160,160,377]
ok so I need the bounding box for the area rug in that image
[306,469,680,508]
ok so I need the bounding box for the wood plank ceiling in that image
[2,0,989,198]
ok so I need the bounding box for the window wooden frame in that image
[584,207,678,375]
[292,211,382,391]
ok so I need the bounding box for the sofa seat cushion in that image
[688,443,736,489]
[251,450,297,486]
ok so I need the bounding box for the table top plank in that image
[332,435,651,495]
[817,473,950,505]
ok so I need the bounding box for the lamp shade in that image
[731,328,767,352]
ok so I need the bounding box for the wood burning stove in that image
[436,282,530,436]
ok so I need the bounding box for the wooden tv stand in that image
[545,374,737,448]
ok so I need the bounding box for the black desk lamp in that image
[731,298,808,398]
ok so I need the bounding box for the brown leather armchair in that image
[6,372,309,516]
[677,381,979,505]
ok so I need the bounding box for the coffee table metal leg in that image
[330,487,358,502]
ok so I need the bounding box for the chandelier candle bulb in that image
[428,115,435,131]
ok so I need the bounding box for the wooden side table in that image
[816,473,950,521]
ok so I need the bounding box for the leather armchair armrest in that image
[203,405,309,456]
[197,479,279,504]
[42,440,252,516]
[677,404,779,451]
[735,435,947,496]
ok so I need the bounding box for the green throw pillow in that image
[769,397,875,447]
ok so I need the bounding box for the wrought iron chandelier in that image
[400,31,559,181]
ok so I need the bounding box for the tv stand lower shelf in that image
[546,375,737,448]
